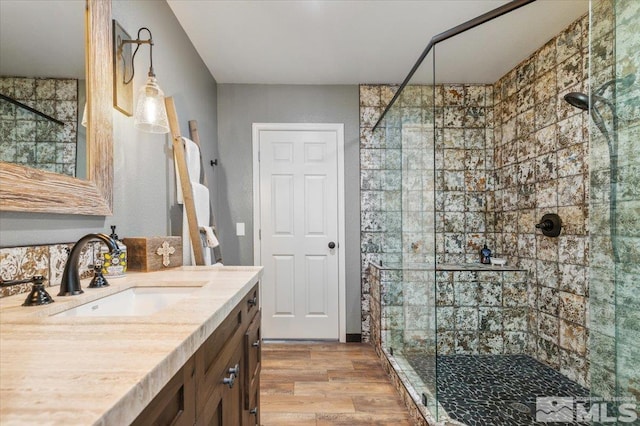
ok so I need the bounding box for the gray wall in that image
[216,84,361,334]
[0,0,218,247]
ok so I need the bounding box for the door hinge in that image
[259,229,261,240]
[257,150,260,162]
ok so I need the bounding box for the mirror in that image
[0,0,113,215]
[0,0,86,178]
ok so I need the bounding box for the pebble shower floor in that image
[406,354,590,425]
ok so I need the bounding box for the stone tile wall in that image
[0,77,79,176]
[371,263,529,357]
[359,84,400,343]
[492,14,590,387]
[436,269,529,355]
[359,83,494,343]
[368,263,382,349]
[369,264,433,355]
[435,84,495,265]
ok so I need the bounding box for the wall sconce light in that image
[113,21,169,134]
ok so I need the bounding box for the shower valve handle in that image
[535,220,553,231]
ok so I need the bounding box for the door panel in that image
[305,175,326,235]
[273,255,294,316]
[271,175,293,235]
[305,255,328,316]
[258,128,339,339]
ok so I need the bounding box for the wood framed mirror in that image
[0,0,113,216]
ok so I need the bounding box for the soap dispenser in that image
[480,244,492,264]
[101,225,127,278]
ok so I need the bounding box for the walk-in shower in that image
[362,0,639,424]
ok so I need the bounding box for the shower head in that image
[564,92,589,110]
[563,91,611,153]
[563,74,636,111]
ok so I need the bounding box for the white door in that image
[253,124,344,340]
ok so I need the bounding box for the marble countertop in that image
[0,265,263,426]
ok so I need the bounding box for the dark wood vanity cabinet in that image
[133,284,261,426]
[131,355,196,426]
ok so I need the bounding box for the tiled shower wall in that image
[360,14,593,386]
[435,84,495,264]
[0,77,79,176]
[359,83,495,342]
[493,14,590,387]
[360,84,401,342]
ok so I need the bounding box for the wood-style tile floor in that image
[260,342,412,425]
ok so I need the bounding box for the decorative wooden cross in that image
[156,241,176,267]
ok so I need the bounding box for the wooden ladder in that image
[165,96,221,265]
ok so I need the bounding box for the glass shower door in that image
[610,0,640,412]
[589,0,639,421]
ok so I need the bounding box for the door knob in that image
[328,241,336,249]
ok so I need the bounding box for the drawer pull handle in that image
[223,364,240,388]
[247,296,257,307]
[250,407,258,416]
[228,364,240,376]
[252,340,260,348]
[223,374,235,388]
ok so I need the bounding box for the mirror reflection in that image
[0,0,86,178]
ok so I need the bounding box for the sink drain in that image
[510,402,531,414]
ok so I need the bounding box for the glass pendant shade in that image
[134,76,169,134]
[81,102,88,127]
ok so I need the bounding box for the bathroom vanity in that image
[0,266,262,425]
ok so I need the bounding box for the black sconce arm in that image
[120,27,155,84]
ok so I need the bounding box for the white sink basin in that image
[53,287,198,317]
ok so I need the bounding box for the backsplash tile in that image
[0,246,49,297]
[0,242,99,298]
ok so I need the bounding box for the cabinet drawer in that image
[244,310,261,409]
[197,343,244,426]
[243,285,259,322]
[131,355,195,426]
[196,304,243,414]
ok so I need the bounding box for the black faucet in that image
[58,233,119,296]
[0,275,55,306]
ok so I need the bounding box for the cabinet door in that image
[244,310,261,410]
[243,377,260,426]
[197,343,244,426]
[243,311,261,426]
[131,356,196,426]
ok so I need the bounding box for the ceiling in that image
[0,1,85,79]
[167,0,589,85]
[0,1,589,86]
